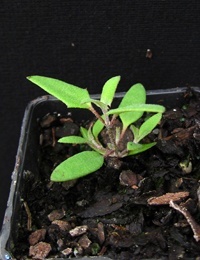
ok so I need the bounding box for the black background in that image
[1,1,200,225]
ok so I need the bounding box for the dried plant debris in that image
[147,192,189,205]
[170,200,200,242]
[12,89,200,259]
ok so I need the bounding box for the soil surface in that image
[13,89,200,259]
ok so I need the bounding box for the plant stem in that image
[119,127,127,142]
[90,106,119,156]
[89,106,105,125]
[106,125,119,156]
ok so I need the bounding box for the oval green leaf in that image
[137,113,162,142]
[58,136,87,144]
[51,151,104,182]
[100,76,121,106]
[119,84,146,129]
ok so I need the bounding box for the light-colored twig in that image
[169,200,200,242]
[23,201,32,231]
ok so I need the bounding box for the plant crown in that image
[27,75,165,182]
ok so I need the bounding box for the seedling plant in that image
[27,76,165,182]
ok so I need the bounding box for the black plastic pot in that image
[1,88,200,259]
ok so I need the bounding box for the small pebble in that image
[48,209,65,222]
[61,247,73,256]
[52,220,71,231]
[29,242,51,259]
[78,235,92,249]
[29,229,46,246]
[119,170,142,187]
[69,225,88,237]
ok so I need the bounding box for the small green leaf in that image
[51,151,104,182]
[27,75,91,109]
[87,125,106,155]
[100,76,121,106]
[127,142,156,155]
[137,113,162,142]
[108,104,166,115]
[119,84,146,129]
[58,136,87,144]
[130,125,140,142]
[80,126,89,140]
[81,98,108,111]
[80,126,106,155]
[87,125,97,144]
[92,117,105,139]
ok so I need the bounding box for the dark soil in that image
[14,89,200,259]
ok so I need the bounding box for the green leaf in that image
[80,126,106,155]
[127,142,156,155]
[87,125,106,155]
[87,125,97,144]
[100,76,121,106]
[80,126,89,140]
[119,84,146,129]
[51,151,104,181]
[108,104,166,115]
[92,117,105,139]
[137,113,162,142]
[130,125,140,142]
[58,136,87,144]
[27,75,91,109]
[81,98,108,111]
